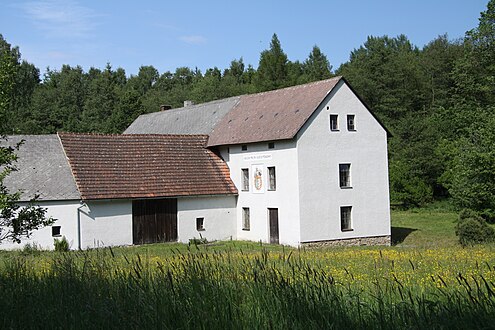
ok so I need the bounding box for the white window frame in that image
[340,206,352,231]
[196,217,205,231]
[339,164,351,188]
[241,168,249,191]
[330,114,339,131]
[268,166,276,191]
[242,207,250,231]
[347,114,356,131]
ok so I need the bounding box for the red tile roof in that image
[58,133,237,200]
[207,77,342,146]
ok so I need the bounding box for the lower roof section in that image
[2,135,81,201]
[58,133,238,200]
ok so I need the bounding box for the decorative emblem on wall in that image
[254,167,263,191]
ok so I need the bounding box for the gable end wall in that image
[296,80,391,243]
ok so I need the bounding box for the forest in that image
[0,1,494,216]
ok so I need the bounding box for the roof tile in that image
[58,133,237,200]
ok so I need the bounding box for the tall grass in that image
[0,246,494,329]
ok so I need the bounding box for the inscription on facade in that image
[243,154,272,162]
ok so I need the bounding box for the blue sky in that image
[0,0,489,76]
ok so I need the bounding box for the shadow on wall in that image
[391,227,417,245]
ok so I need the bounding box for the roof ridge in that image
[137,95,242,117]
[58,132,209,138]
[241,76,342,99]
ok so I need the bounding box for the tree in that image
[302,45,333,82]
[0,34,19,134]
[452,0,495,106]
[256,34,289,91]
[442,111,495,216]
[0,139,54,243]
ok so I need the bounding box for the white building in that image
[1,77,391,249]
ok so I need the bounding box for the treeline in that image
[0,34,332,134]
[1,1,494,215]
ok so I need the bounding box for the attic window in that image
[241,145,248,151]
[347,115,356,131]
[330,114,339,131]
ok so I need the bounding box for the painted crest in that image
[254,168,263,191]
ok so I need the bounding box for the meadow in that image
[1,209,494,329]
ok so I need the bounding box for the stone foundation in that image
[301,235,391,248]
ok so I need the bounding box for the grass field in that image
[1,208,495,329]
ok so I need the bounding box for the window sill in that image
[340,186,353,189]
[348,129,357,132]
[341,229,354,232]
[242,228,250,231]
[241,190,249,192]
[197,229,205,232]
[330,129,340,132]
[267,189,276,191]
[52,234,62,238]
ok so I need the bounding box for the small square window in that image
[330,114,339,131]
[52,226,61,237]
[339,164,351,188]
[268,142,275,149]
[196,217,205,231]
[341,206,352,231]
[242,208,250,231]
[347,115,356,131]
[241,168,249,191]
[268,166,276,191]
[241,145,248,151]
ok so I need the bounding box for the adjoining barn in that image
[1,77,391,249]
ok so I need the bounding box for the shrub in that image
[21,242,41,255]
[54,236,69,252]
[455,210,495,246]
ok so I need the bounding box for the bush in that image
[21,242,42,255]
[455,210,495,246]
[54,236,69,252]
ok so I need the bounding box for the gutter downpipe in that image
[77,202,85,250]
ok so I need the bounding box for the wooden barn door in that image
[268,208,279,244]
[132,199,177,245]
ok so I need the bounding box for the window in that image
[330,114,338,131]
[341,206,352,231]
[241,145,248,151]
[242,207,250,230]
[52,226,61,237]
[268,142,275,149]
[268,166,276,191]
[196,217,205,231]
[339,164,351,188]
[241,168,249,191]
[347,115,356,131]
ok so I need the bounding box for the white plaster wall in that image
[79,200,133,249]
[0,200,80,250]
[220,141,301,246]
[297,80,391,242]
[177,195,236,243]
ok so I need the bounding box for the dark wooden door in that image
[269,208,279,244]
[132,198,177,244]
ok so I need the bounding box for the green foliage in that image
[256,33,289,90]
[455,210,495,246]
[442,112,495,213]
[21,242,42,255]
[1,246,495,328]
[54,236,69,252]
